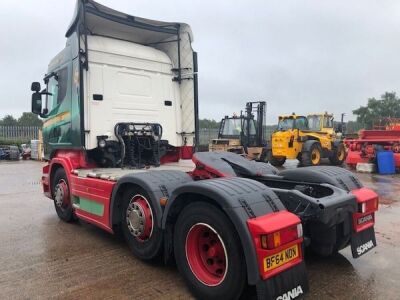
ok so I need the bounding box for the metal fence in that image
[0,125,273,145]
[198,127,274,146]
[198,128,219,145]
[0,126,41,142]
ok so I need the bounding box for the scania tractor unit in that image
[30,1,378,299]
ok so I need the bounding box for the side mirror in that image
[31,92,42,115]
[31,82,41,92]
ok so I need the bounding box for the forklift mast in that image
[244,101,267,147]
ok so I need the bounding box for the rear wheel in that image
[267,150,286,167]
[174,202,246,300]
[302,143,322,166]
[52,168,74,222]
[329,143,346,165]
[121,187,162,260]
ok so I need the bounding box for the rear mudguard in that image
[161,177,286,285]
[257,261,308,300]
[301,140,319,152]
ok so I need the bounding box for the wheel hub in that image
[311,149,320,164]
[126,195,153,241]
[185,223,228,286]
[54,180,69,208]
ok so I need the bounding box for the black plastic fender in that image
[271,184,356,225]
[161,177,286,285]
[279,166,363,192]
[110,170,193,228]
[301,139,319,152]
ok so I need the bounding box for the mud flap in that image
[351,226,377,258]
[256,261,309,300]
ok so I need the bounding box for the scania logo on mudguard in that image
[276,285,304,300]
[358,214,373,225]
[356,240,374,256]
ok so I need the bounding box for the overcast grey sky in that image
[1,0,400,124]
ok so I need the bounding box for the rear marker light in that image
[358,197,378,214]
[373,198,379,210]
[261,235,268,249]
[297,223,303,238]
[359,202,366,214]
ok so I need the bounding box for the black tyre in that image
[174,202,246,300]
[296,152,302,163]
[259,148,269,163]
[329,143,346,165]
[267,150,286,167]
[121,187,162,260]
[301,143,322,166]
[52,168,74,222]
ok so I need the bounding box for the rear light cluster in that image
[247,211,304,280]
[358,197,378,214]
[351,188,379,233]
[260,223,303,249]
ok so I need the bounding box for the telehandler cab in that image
[268,112,346,167]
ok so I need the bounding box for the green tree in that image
[353,92,400,129]
[199,118,220,129]
[0,115,18,126]
[345,120,364,133]
[18,112,43,127]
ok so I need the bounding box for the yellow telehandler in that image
[267,112,346,166]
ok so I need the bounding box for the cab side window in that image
[46,77,59,114]
[57,67,68,105]
[295,117,308,130]
[307,116,321,131]
[324,117,333,128]
[45,66,68,115]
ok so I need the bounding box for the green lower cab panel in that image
[72,196,104,216]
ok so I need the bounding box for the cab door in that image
[42,63,72,157]
[293,117,308,155]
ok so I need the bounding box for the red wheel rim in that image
[126,195,153,242]
[185,223,228,286]
[54,179,70,209]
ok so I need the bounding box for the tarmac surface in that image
[0,160,399,299]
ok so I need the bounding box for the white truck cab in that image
[32,0,198,166]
